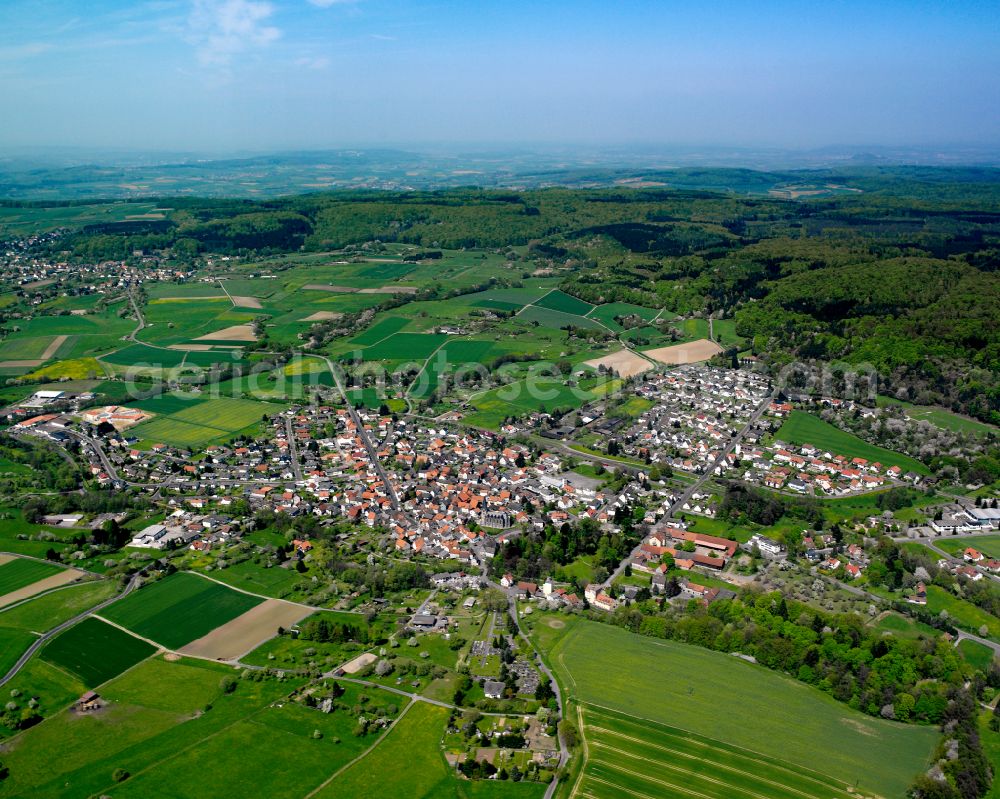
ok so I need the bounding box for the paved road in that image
[489,580,569,798]
[0,572,142,688]
[600,390,777,589]
[285,414,304,481]
[666,390,776,517]
[319,355,399,510]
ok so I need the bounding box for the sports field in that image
[577,705,865,799]
[549,621,936,798]
[100,572,264,650]
[41,617,156,687]
[776,411,929,474]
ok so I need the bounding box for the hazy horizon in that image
[2,0,999,153]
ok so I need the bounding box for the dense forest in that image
[20,167,1000,424]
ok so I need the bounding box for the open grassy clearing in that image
[41,617,156,687]
[204,558,311,598]
[924,585,1000,640]
[958,638,996,671]
[100,572,264,650]
[877,396,999,437]
[869,611,941,641]
[777,410,929,474]
[547,621,936,798]
[315,700,545,799]
[579,705,862,799]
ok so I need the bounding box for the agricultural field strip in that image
[582,703,852,789]
[582,711,854,799]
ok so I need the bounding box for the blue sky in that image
[1,0,998,151]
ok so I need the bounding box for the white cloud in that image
[295,56,330,70]
[307,0,357,7]
[188,0,280,67]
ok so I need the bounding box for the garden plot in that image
[644,338,722,364]
[179,598,312,661]
[584,348,653,378]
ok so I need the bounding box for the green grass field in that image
[361,332,449,361]
[0,335,62,361]
[100,572,264,649]
[0,557,64,597]
[467,376,620,428]
[0,580,116,633]
[101,344,188,368]
[535,289,595,316]
[547,621,937,798]
[877,396,999,437]
[586,301,659,332]
[41,617,156,687]
[925,585,1000,641]
[131,396,279,447]
[517,304,605,331]
[204,559,309,599]
[316,701,545,799]
[578,705,866,799]
[350,315,411,345]
[0,655,315,797]
[958,638,996,672]
[936,535,1000,560]
[777,411,929,474]
[0,627,37,676]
